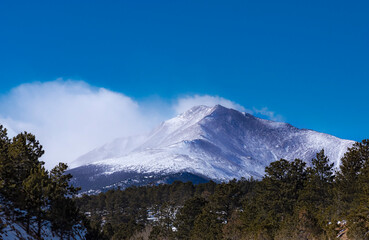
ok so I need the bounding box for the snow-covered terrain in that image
[70,105,354,192]
[0,213,86,240]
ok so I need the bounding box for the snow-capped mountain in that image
[69,105,354,193]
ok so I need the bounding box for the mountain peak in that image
[181,104,236,117]
[69,104,355,193]
[211,104,227,111]
[178,104,242,126]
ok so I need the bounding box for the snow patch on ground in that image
[0,212,86,240]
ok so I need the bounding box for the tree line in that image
[76,140,369,240]
[1,124,368,239]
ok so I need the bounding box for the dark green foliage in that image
[0,125,10,192]
[149,202,176,239]
[148,225,168,240]
[211,180,242,222]
[237,144,369,239]
[274,208,321,240]
[242,154,339,239]
[22,164,49,236]
[9,132,44,189]
[300,149,335,209]
[83,216,109,240]
[102,222,114,239]
[336,140,369,215]
[264,158,307,212]
[47,162,81,238]
[174,196,207,239]
[194,180,217,200]
[112,220,142,240]
[76,177,256,239]
[49,197,81,238]
[191,179,250,239]
[0,125,90,238]
[4,134,357,240]
[346,204,369,240]
[296,150,335,238]
[1,131,44,208]
[73,141,369,240]
[336,140,369,239]
[191,208,223,240]
[221,210,244,240]
[242,159,308,238]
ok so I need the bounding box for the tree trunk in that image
[37,213,41,238]
[26,215,30,233]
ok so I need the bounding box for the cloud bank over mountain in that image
[0,80,281,169]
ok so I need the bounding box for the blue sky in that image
[0,0,368,150]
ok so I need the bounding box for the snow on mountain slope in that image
[70,135,147,168]
[71,105,214,168]
[70,105,354,191]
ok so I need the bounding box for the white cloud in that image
[0,80,155,169]
[173,95,249,115]
[253,107,284,122]
[0,80,283,169]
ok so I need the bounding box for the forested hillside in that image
[77,140,369,240]
[1,124,368,240]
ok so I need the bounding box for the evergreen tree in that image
[356,140,369,206]
[191,207,223,240]
[150,201,176,239]
[112,220,141,240]
[346,203,369,240]
[22,164,50,236]
[222,210,244,240]
[48,163,81,239]
[263,158,307,218]
[7,132,44,207]
[0,127,95,238]
[337,140,369,238]
[336,140,369,216]
[297,149,335,237]
[0,125,10,197]
[174,196,207,239]
[211,180,241,222]
[49,197,81,239]
[242,159,308,238]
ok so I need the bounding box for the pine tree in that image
[174,196,207,239]
[336,140,369,238]
[0,125,10,197]
[241,159,308,238]
[22,164,49,236]
[191,207,223,240]
[48,163,80,239]
[294,150,336,238]
[263,158,307,217]
[7,132,44,207]
[0,127,90,238]
[211,180,241,223]
[151,201,176,239]
[221,210,244,240]
[335,140,369,216]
